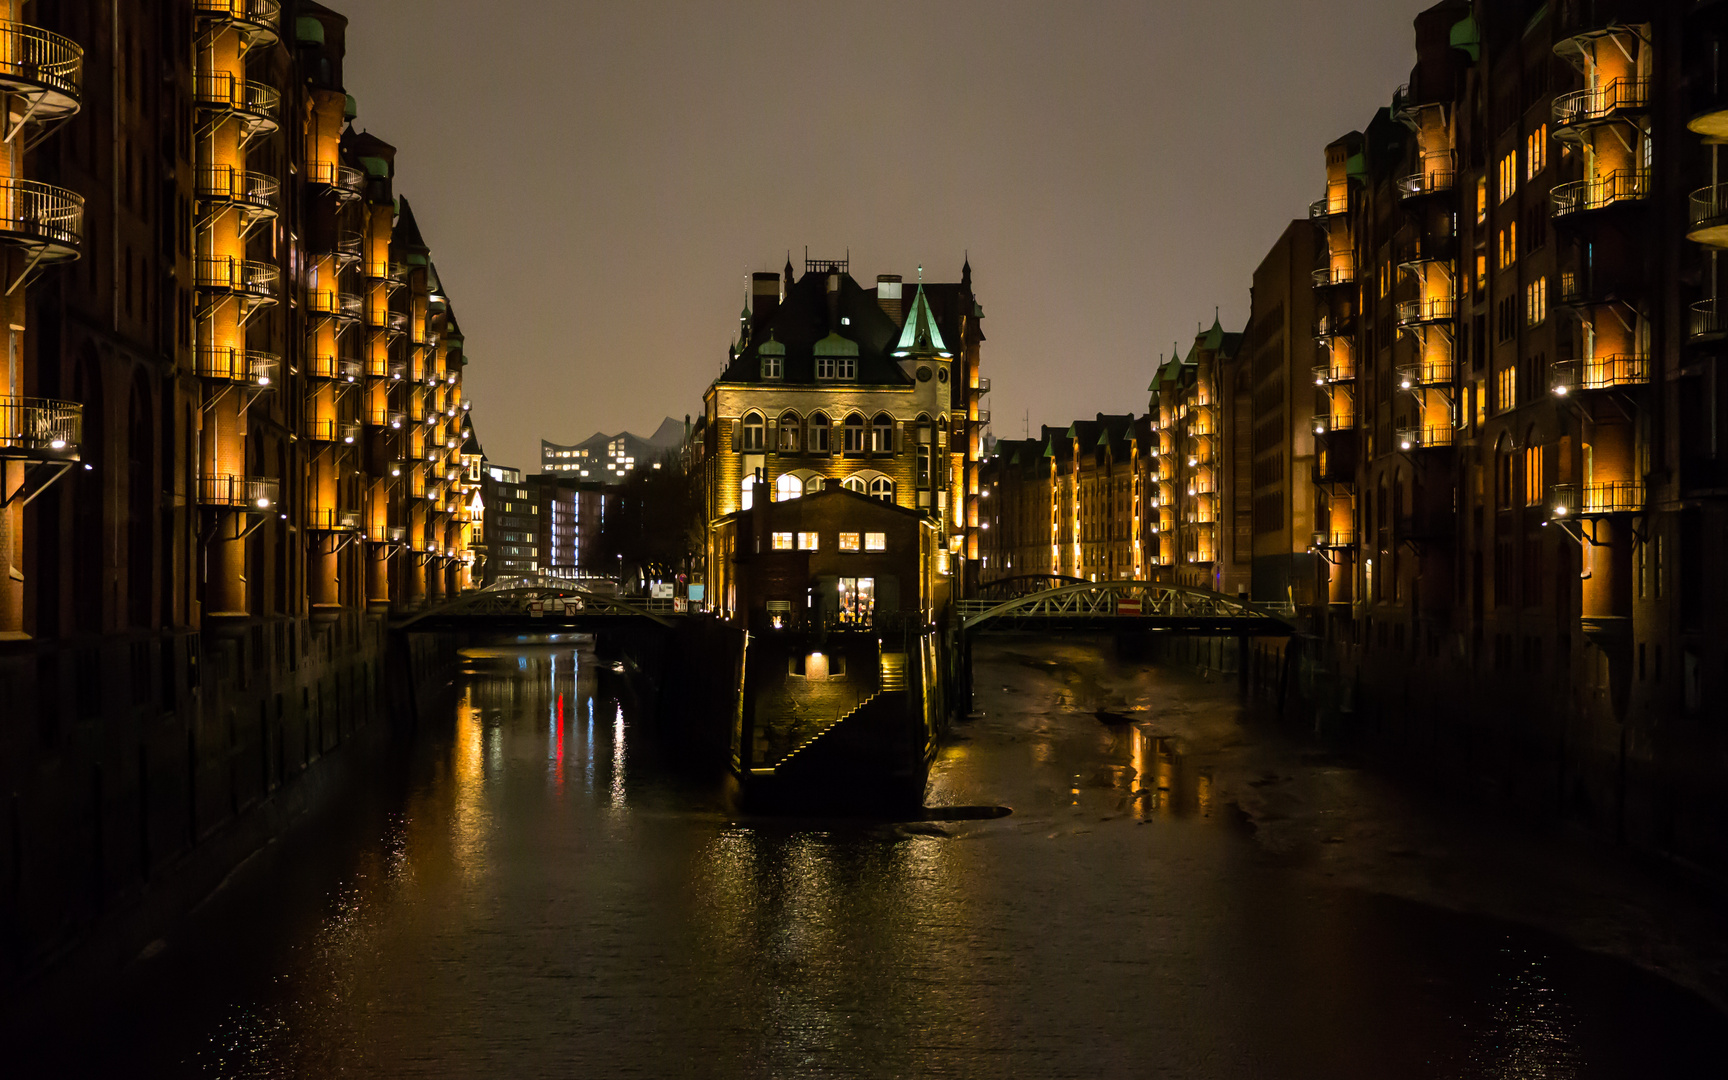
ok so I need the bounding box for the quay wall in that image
[1139,631,1728,878]
[0,613,457,1010]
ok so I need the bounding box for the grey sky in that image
[342,1,1429,471]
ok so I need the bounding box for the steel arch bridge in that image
[395,574,681,630]
[957,580,1294,634]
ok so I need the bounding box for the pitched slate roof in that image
[716,270,914,388]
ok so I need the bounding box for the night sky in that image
[342,1,1427,473]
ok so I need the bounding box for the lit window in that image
[870,413,894,453]
[838,532,861,552]
[1498,151,1517,203]
[797,532,819,551]
[778,412,801,452]
[842,476,866,494]
[772,532,794,550]
[803,475,825,496]
[741,412,765,452]
[775,473,802,501]
[1523,445,1545,507]
[1496,365,1517,413]
[1526,125,1547,179]
[1476,176,1487,224]
[761,352,782,379]
[1525,277,1547,327]
[740,475,755,510]
[865,532,886,551]
[869,477,895,501]
[808,412,830,453]
[1498,223,1517,269]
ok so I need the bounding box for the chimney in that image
[876,274,903,325]
[826,273,841,330]
[750,272,780,336]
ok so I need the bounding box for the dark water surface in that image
[28,634,1727,1078]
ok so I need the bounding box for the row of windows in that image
[741,473,896,508]
[769,531,889,552]
[738,410,949,454]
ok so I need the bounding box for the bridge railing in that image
[959,580,1293,631]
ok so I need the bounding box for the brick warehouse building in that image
[0,1,486,982]
[982,0,1728,869]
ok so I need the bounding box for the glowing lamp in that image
[258,376,270,386]
[49,438,66,449]
[256,497,271,508]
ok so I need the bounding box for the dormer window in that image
[818,356,856,380]
[761,353,782,379]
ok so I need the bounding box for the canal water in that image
[27,634,1728,1077]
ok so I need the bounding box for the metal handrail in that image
[193,73,279,124]
[1315,411,1357,433]
[1548,354,1649,394]
[1687,184,1728,235]
[194,0,282,30]
[0,21,83,102]
[306,288,362,319]
[306,161,366,194]
[0,396,81,456]
[367,407,406,429]
[1311,529,1357,549]
[1313,264,1357,287]
[306,507,361,531]
[1395,359,1454,388]
[1395,296,1456,326]
[1550,481,1643,516]
[1394,425,1455,450]
[1552,77,1650,128]
[197,166,278,211]
[196,256,279,298]
[1397,169,1455,199]
[1552,170,1650,217]
[1690,299,1727,339]
[306,354,361,381]
[198,473,278,509]
[195,347,277,385]
[0,177,83,250]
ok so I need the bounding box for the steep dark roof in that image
[717,270,915,388]
[393,196,427,252]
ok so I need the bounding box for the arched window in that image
[871,413,895,453]
[740,474,756,511]
[870,477,895,502]
[803,475,825,496]
[741,412,765,452]
[843,413,866,453]
[808,412,830,453]
[1494,435,1514,510]
[1522,424,1543,506]
[776,473,802,501]
[777,411,800,452]
[842,476,866,493]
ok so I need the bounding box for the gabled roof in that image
[715,269,915,388]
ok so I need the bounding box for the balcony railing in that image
[1313,360,1356,385]
[0,178,83,257]
[1313,313,1354,339]
[976,377,991,394]
[193,73,280,133]
[303,415,360,444]
[0,22,83,115]
[1311,528,1357,549]
[1550,481,1643,517]
[197,256,279,300]
[306,507,361,532]
[0,396,80,459]
[1314,411,1357,433]
[196,166,278,214]
[1552,78,1650,129]
[306,288,362,321]
[306,161,366,197]
[196,347,277,386]
[194,0,282,36]
[198,473,278,510]
[1309,194,1349,220]
[976,409,991,425]
[1393,425,1455,450]
[1395,296,1456,327]
[368,407,406,430]
[1552,171,1649,217]
[1312,264,1357,287]
[1396,358,1454,389]
[1396,169,1455,199]
[1686,185,1728,245]
[1549,354,1649,395]
[369,305,408,333]
[306,353,361,381]
[1690,299,1728,340]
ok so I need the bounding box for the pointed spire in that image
[893,280,951,357]
[961,252,972,290]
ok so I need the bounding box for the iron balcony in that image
[1396,358,1454,389]
[306,161,366,199]
[0,396,80,460]
[1393,425,1455,451]
[1312,264,1357,288]
[1548,355,1649,395]
[0,21,83,121]
[1395,297,1456,328]
[1549,481,1643,518]
[1552,171,1650,218]
[196,166,278,218]
[1686,184,1728,247]
[196,256,279,301]
[193,73,280,138]
[306,288,362,322]
[306,354,362,382]
[198,473,279,510]
[195,347,277,386]
[306,507,362,532]
[192,0,281,45]
[1552,78,1650,131]
[1310,528,1357,550]
[0,177,83,261]
[1690,300,1728,341]
[1396,169,1455,200]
